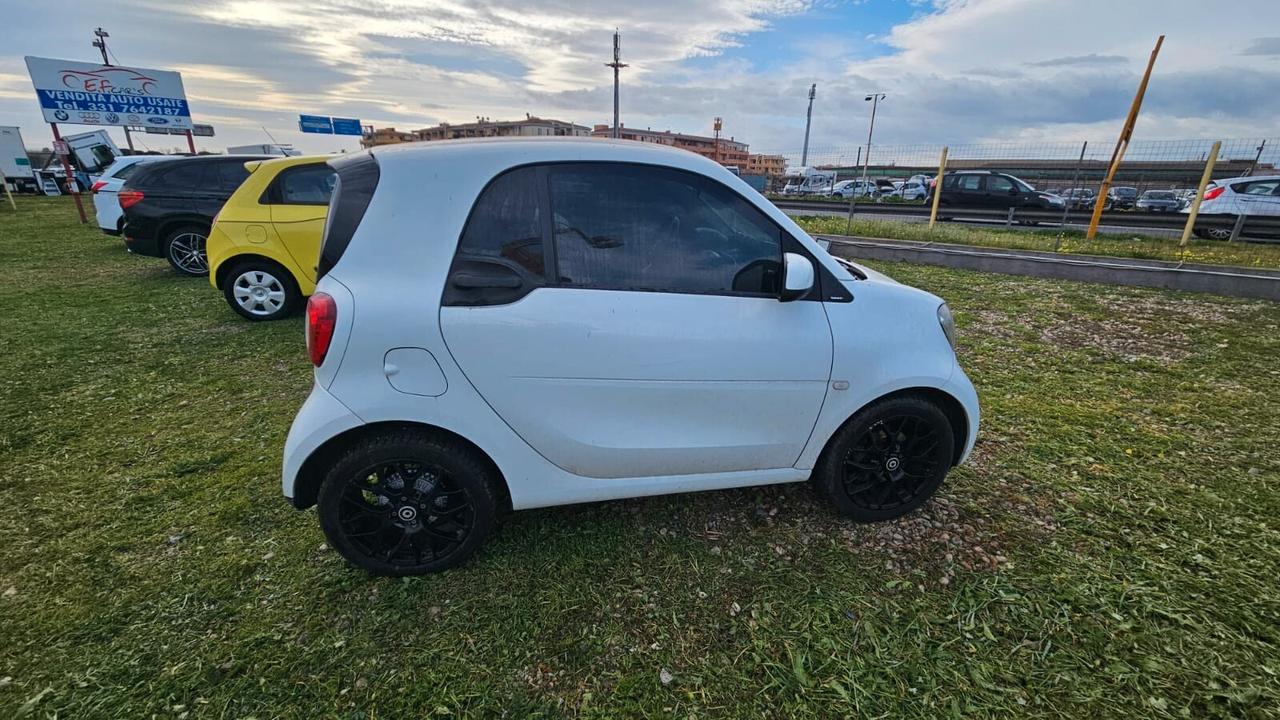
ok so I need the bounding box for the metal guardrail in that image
[771,198,1280,236]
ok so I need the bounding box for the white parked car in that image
[1185,174,1280,239]
[830,179,878,199]
[884,180,928,201]
[284,138,980,575]
[90,155,175,236]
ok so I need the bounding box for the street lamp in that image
[860,93,886,199]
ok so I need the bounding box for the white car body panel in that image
[282,138,979,511]
[1187,174,1280,218]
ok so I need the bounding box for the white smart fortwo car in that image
[283,138,980,576]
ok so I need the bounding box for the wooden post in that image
[51,123,88,224]
[928,146,948,229]
[1180,140,1220,247]
[1087,35,1163,240]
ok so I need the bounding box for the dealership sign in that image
[24,56,193,130]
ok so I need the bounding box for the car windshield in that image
[1114,187,1138,198]
[1144,191,1175,200]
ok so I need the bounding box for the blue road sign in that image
[331,117,362,136]
[298,114,333,134]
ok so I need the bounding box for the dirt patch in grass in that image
[1040,316,1193,362]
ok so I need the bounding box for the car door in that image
[960,174,988,206]
[267,163,335,280]
[440,163,834,480]
[984,174,1019,208]
[1235,179,1280,217]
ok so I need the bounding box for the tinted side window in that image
[456,166,545,275]
[277,164,337,205]
[548,164,781,296]
[956,175,983,191]
[113,162,142,180]
[1234,180,1280,196]
[987,175,1015,192]
[215,162,251,192]
[156,162,204,188]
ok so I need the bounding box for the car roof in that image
[1216,173,1280,185]
[244,154,331,174]
[369,136,711,171]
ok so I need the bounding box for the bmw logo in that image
[147,117,169,125]
[105,112,120,124]
[53,110,69,121]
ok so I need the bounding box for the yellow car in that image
[207,155,334,320]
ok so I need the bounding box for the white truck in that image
[63,130,121,175]
[227,143,301,157]
[782,166,836,195]
[1,126,37,193]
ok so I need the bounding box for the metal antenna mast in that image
[605,30,628,139]
[92,27,111,65]
[801,83,816,166]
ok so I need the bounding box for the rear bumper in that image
[123,229,162,257]
[101,227,122,237]
[282,383,363,509]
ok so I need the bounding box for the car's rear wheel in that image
[164,226,209,276]
[1196,225,1233,241]
[223,260,301,321]
[317,430,499,576]
[815,396,956,522]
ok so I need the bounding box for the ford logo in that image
[147,117,169,125]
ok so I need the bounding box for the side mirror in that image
[780,252,814,302]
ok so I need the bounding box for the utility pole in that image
[605,30,627,139]
[800,84,816,167]
[713,117,722,164]
[860,93,886,198]
[92,27,110,64]
[91,27,135,152]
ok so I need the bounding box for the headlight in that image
[937,303,956,349]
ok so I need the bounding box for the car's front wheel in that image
[223,260,301,321]
[317,430,500,576]
[163,225,209,276]
[814,395,956,522]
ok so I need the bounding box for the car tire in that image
[223,260,301,321]
[163,225,210,276]
[813,395,956,523]
[317,429,500,576]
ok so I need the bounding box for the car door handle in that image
[451,272,522,289]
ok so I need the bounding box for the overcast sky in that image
[2,0,1277,159]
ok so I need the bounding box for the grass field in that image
[791,214,1280,269]
[2,196,1279,718]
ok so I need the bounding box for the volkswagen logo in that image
[105,112,120,124]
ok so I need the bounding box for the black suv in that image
[934,171,1063,213]
[119,155,270,276]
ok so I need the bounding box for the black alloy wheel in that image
[317,431,498,575]
[815,396,956,522]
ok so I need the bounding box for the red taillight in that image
[306,293,337,367]
[1202,186,1225,201]
[118,189,144,209]
[90,180,107,193]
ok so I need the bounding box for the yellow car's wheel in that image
[223,260,301,321]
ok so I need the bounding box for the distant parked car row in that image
[92,152,336,320]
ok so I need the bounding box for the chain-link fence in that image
[754,137,1280,268]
